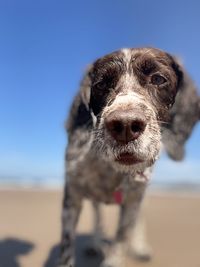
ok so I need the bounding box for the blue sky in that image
[0,0,199,186]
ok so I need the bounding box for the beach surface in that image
[0,189,200,267]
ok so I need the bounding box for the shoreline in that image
[1,184,200,198]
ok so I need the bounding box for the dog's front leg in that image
[130,201,152,261]
[84,201,104,256]
[57,183,82,267]
[101,182,146,267]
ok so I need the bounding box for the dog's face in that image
[88,48,183,173]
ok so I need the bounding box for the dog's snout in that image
[105,110,147,144]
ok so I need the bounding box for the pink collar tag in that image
[113,190,123,204]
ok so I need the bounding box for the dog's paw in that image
[84,246,101,257]
[129,245,152,262]
[100,263,113,267]
[56,257,75,267]
[100,258,123,267]
[100,243,125,267]
[56,263,75,267]
[133,250,152,262]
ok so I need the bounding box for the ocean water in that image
[0,154,199,189]
[0,174,64,189]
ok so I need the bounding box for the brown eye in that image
[151,74,167,85]
[95,80,106,89]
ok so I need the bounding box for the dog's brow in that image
[116,92,143,99]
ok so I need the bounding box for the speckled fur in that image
[57,47,184,267]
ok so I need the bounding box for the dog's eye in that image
[94,76,113,90]
[151,74,167,85]
[96,80,106,89]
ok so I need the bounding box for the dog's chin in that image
[115,152,144,166]
[109,152,153,174]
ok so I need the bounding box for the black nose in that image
[105,110,147,144]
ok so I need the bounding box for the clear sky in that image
[0,0,199,186]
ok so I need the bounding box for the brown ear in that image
[80,64,93,110]
[167,54,184,92]
[198,98,200,120]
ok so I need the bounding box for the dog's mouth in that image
[115,152,143,165]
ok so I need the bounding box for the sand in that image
[0,189,200,267]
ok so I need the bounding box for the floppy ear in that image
[66,65,94,133]
[88,63,106,117]
[198,97,200,120]
[80,64,93,110]
[167,54,184,92]
[80,64,103,118]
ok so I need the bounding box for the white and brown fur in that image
[57,47,187,267]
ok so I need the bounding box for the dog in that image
[57,47,184,267]
[132,65,200,261]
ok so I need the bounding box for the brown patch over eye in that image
[140,59,157,75]
[151,74,167,85]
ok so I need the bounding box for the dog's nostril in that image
[106,112,147,143]
[106,120,124,136]
[131,120,146,133]
[112,121,124,134]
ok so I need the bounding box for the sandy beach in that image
[0,189,200,267]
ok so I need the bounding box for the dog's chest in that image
[69,153,144,204]
[71,156,121,203]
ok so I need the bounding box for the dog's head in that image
[85,48,183,173]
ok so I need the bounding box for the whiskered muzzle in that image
[91,94,162,172]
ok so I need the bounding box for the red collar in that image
[112,171,148,204]
[113,189,123,204]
